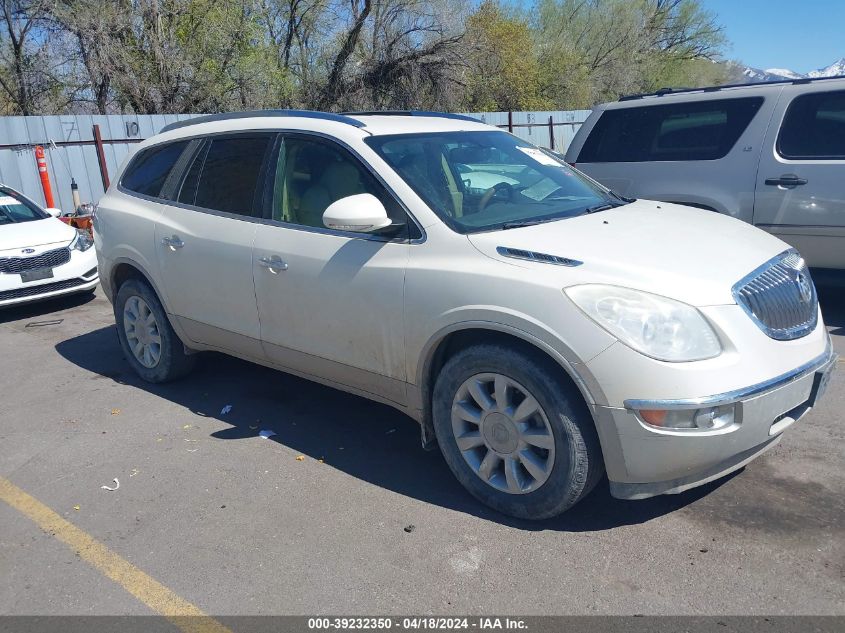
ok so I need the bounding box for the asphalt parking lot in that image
[1,285,843,617]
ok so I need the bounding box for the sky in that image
[703,0,845,73]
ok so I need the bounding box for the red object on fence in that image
[34,145,55,209]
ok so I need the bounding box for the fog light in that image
[637,404,735,430]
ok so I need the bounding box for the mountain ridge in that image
[739,57,845,83]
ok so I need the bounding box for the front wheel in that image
[432,344,603,519]
[114,278,195,383]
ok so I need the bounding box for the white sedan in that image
[0,185,98,308]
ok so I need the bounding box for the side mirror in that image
[45,207,63,218]
[322,193,392,233]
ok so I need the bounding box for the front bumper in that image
[592,339,837,499]
[0,247,99,308]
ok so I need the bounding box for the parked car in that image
[95,110,836,519]
[0,184,98,308]
[565,76,845,272]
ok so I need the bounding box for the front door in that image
[155,133,275,357]
[754,85,845,269]
[253,134,412,405]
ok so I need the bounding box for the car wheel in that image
[114,278,195,383]
[433,343,603,520]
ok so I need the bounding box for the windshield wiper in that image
[500,217,561,230]
[582,203,620,215]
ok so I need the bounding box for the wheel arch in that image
[414,322,604,449]
[109,258,195,350]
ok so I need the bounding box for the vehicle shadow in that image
[55,325,731,532]
[0,290,96,325]
[817,282,845,336]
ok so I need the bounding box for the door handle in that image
[161,235,185,250]
[259,255,288,273]
[765,174,808,188]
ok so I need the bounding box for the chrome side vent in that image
[496,246,582,267]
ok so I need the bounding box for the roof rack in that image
[618,74,845,101]
[342,110,482,123]
[159,109,367,133]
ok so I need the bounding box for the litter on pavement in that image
[220,405,233,415]
[258,429,277,439]
[100,478,120,491]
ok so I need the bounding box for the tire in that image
[432,343,603,520]
[114,278,195,383]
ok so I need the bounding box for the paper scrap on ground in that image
[220,405,232,415]
[100,478,119,491]
[258,429,277,439]
[111,408,121,416]
[295,455,305,461]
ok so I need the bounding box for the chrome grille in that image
[0,247,71,274]
[732,250,818,341]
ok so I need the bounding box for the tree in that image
[463,1,549,111]
[0,0,63,114]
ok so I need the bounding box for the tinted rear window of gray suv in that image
[577,97,763,163]
[778,90,845,160]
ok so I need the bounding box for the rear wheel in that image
[433,343,603,519]
[114,279,195,383]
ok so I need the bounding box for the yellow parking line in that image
[0,476,231,633]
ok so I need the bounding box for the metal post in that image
[507,111,513,133]
[93,124,110,190]
[548,116,555,150]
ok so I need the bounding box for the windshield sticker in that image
[521,178,562,201]
[516,146,563,167]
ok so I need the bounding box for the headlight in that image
[70,229,94,252]
[565,284,721,362]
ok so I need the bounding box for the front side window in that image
[366,130,620,233]
[778,90,845,160]
[181,135,273,216]
[121,141,190,197]
[577,97,763,163]
[271,135,407,231]
[0,188,48,225]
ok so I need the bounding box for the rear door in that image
[570,95,774,221]
[155,132,275,357]
[753,85,845,269]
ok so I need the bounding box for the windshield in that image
[0,188,48,225]
[365,130,623,233]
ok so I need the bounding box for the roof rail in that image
[342,110,482,123]
[159,109,367,133]
[618,74,845,101]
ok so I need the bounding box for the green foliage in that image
[0,0,732,114]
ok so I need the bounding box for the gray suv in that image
[566,76,845,271]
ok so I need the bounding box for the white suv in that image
[94,110,837,519]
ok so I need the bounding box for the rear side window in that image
[778,90,845,160]
[577,97,763,162]
[121,141,190,196]
[189,135,272,216]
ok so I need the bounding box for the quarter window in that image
[121,141,190,197]
[778,90,845,160]
[188,135,273,216]
[577,97,763,162]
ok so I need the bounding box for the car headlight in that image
[565,284,722,362]
[70,229,94,252]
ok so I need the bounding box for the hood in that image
[0,217,76,252]
[468,200,790,306]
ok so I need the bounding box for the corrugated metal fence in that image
[0,110,589,212]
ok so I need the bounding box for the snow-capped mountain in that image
[807,58,845,78]
[739,58,845,83]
